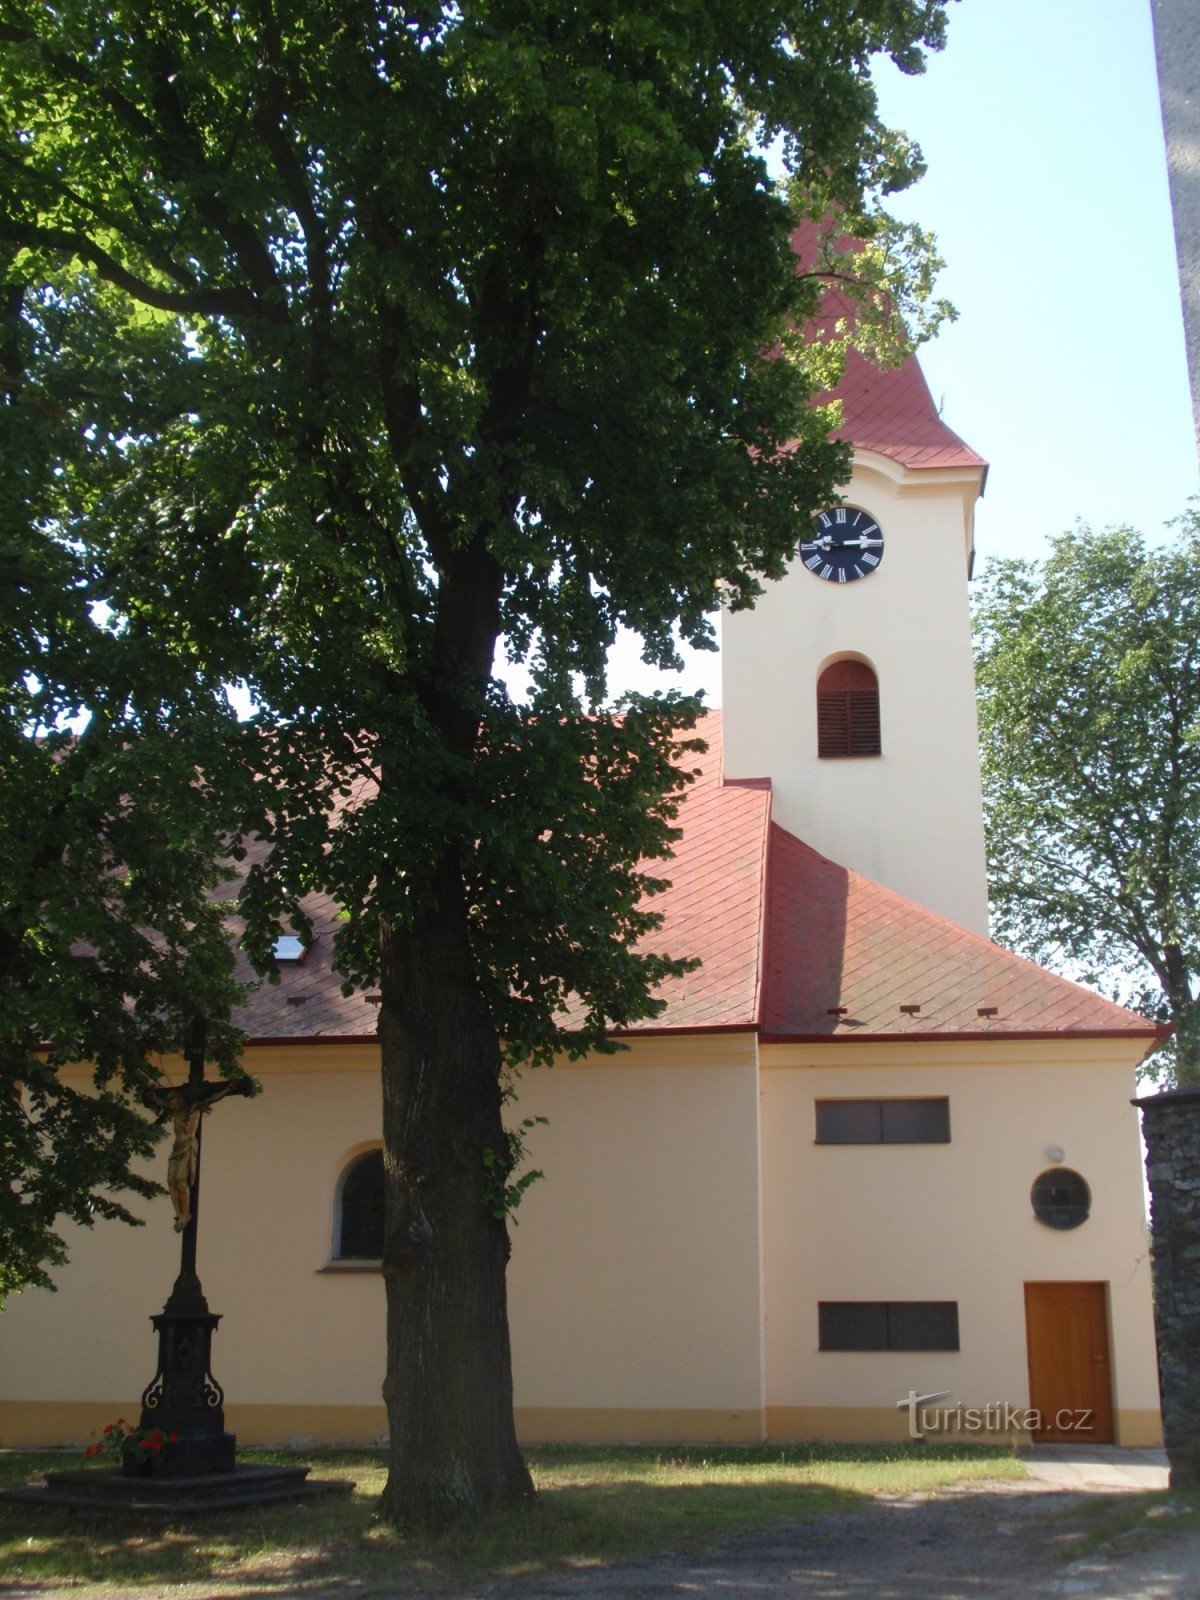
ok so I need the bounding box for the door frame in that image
[1023,1280,1114,1444]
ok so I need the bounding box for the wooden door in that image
[1024,1282,1114,1443]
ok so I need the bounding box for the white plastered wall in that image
[759,1041,1161,1441]
[505,1034,765,1419]
[1,1035,1160,1447]
[722,453,990,935]
[0,1035,767,1440]
[0,1046,389,1420]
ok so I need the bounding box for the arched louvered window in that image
[334,1148,385,1261]
[817,660,881,758]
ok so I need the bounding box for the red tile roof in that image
[827,345,987,474]
[612,713,770,1032]
[790,223,986,475]
[235,713,1160,1049]
[759,826,1158,1042]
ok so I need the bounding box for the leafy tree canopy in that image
[2,0,952,1519]
[974,516,1200,1084]
[1,273,250,1298]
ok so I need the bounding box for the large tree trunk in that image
[376,862,535,1527]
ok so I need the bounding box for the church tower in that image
[721,344,991,936]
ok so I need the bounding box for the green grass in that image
[0,1442,1023,1597]
[1044,1485,1200,1566]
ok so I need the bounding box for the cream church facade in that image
[0,340,1165,1452]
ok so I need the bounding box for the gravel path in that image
[481,1475,1198,1600]
[4,1451,1195,1600]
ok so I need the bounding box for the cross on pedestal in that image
[132,1019,255,1479]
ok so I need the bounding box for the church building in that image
[0,337,1165,1452]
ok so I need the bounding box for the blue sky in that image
[573,0,1200,708]
[874,0,1197,564]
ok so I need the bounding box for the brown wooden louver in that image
[817,659,881,757]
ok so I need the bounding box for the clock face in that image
[800,507,885,583]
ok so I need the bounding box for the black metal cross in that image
[131,1019,255,1477]
[142,1017,255,1315]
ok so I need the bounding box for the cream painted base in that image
[1,1400,1161,1451]
[765,1406,1163,1449]
[1114,1410,1165,1448]
[514,1407,765,1444]
[768,1406,917,1444]
[0,1402,390,1450]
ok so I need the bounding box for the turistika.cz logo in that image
[897,1391,1094,1441]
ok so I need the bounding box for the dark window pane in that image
[816,1099,950,1144]
[887,1302,959,1351]
[881,1099,950,1144]
[816,1101,884,1143]
[817,662,882,758]
[817,691,852,757]
[817,691,882,757]
[1030,1168,1090,1230]
[847,691,882,754]
[819,1302,889,1350]
[338,1149,385,1259]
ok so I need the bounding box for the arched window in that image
[334,1148,385,1261]
[817,659,881,758]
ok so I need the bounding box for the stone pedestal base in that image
[123,1431,236,1479]
[1,1464,354,1517]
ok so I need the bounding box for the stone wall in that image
[1136,1083,1200,1488]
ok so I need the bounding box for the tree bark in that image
[1168,995,1200,1086]
[376,857,535,1527]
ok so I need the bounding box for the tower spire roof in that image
[827,342,986,474]
[791,223,987,475]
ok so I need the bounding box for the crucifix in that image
[132,1018,257,1478]
[142,1018,256,1307]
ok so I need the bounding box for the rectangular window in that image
[815,1098,950,1145]
[819,1301,960,1352]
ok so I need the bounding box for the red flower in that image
[101,1425,113,1435]
[168,1433,179,1444]
[84,1444,100,1458]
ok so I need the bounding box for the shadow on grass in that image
[0,1443,1020,1597]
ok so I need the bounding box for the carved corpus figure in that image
[143,1074,255,1233]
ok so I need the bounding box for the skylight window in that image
[273,935,309,963]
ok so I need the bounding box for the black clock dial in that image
[800,507,885,583]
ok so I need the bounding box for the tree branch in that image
[0,148,202,294]
[373,293,455,569]
[0,221,261,320]
[0,23,159,143]
[0,19,287,323]
[143,40,286,315]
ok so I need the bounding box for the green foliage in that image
[481,1094,548,1221]
[0,281,251,1294]
[974,516,1200,1083]
[2,0,950,1349]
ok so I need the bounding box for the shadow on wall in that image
[760,828,850,1037]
